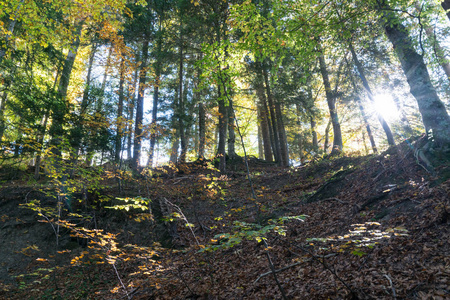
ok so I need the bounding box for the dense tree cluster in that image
[1,0,449,174]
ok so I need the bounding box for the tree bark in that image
[441,0,450,21]
[34,110,50,179]
[178,35,187,163]
[380,5,450,146]
[324,118,332,154]
[255,79,273,162]
[0,85,11,142]
[217,86,227,173]
[275,100,289,166]
[132,39,150,169]
[49,28,81,149]
[310,117,318,153]
[198,102,206,158]
[414,2,450,82]
[170,136,179,164]
[127,68,138,161]
[71,44,96,166]
[148,27,163,167]
[348,42,395,146]
[263,67,282,164]
[357,97,378,153]
[317,47,343,154]
[0,0,22,64]
[227,99,237,158]
[115,57,125,162]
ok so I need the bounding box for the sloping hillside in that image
[0,141,449,299]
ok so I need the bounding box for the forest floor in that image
[0,139,449,299]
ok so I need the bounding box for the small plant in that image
[200,215,307,252]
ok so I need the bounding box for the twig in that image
[112,263,130,300]
[163,197,200,246]
[291,243,356,296]
[255,253,338,283]
[262,240,288,300]
[319,197,347,204]
[383,274,397,299]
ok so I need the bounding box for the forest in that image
[0,0,449,299]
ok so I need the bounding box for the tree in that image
[378,0,450,147]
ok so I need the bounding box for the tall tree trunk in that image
[357,97,378,153]
[324,118,332,154]
[380,4,450,146]
[0,86,11,142]
[414,2,450,82]
[148,32,163,167]
[115,57,125,162]
[170,135,179,164]
[263,67,282,164]
[310,117,318,153]
[217,87,227,173]
[127,69,138,161]
[317,47,343,154]
[132,39,149,169]
[274,100,289,166]
[34,110,50,179]
[296,105,305,164]
[198,102,206,158]
[178,37,187,163]
[227,99,237,158]
[0,0,23,64]
[344,55,378,153]
[256,80,273,162]
[348,42,395,146]
[71,44,96,165]
[257,116,263,159]
[441,0,450,21]
[96,46,113,113]
[49,28,81,149]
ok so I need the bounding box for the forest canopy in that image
[0,0,449,171]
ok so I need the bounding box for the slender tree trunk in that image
[178,38,187,163]
[227,99,237,158]
[71,45,96,164]
[96,46,113,113]
[324,118,332,154]
[361,130,369,155]
[441,0,450,21]
[148,33,163,167]
[414,2,450,82]
[49,28,81,149]
[127,69,138,161]
[380,4,450,146]
[198,102,206,158]
[34,110,50,179]
[357,97,378,153]
[132,39,150,169]
[348,42,395,146]
[257,116,263,159]
[170,135,179,164]
[317,47,343,153]
[0,87,11,142]
[274,100,289,166]
[115,57,125,162]
[310,117,318,153]
[218,87,227,173]
[0,0,23,64]
[256,80,273,162]
[263,67,282,164]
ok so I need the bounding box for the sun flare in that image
[373,94,400,122]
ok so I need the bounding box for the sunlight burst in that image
[373,93,400,122]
